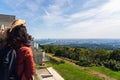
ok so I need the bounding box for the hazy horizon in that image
[35,38,120,40]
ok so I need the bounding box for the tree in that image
[110,49,120,61]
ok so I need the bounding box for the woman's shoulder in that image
[20,46,31,50]
[19,46,33,56]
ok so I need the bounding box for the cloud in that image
[26,1,39,11]
[65,0,120,38]
[43,8,50,16]
[102,0,120,12]
[69,8,101,21]
[40,0,68,27]
[34,0,120,38]
[4,0,25,7]
[83,0,108,8]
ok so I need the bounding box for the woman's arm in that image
[25,47,35,79]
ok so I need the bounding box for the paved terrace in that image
[33,49,64,80]
[36,67,64,80]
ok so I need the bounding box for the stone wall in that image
[0,14,15,48]
[0,14,15,29]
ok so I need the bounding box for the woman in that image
[8,19,35,80]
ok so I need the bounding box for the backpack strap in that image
[8,49,16,73]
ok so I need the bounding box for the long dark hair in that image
[7,24,28,47]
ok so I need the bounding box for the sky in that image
[0,0,120,39]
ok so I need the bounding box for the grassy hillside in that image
[46,62,102,80]
[91,66,120,80]
[45,53,120,80]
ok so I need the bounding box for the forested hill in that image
[35,39,120,50]
[40,45,120,71]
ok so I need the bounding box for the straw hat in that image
[9,19,26,32]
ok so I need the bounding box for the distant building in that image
[0,14,15,33]
[34,42,39,50]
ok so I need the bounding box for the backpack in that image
[0,47,17,80]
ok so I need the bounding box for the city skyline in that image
[0,0,120,39]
